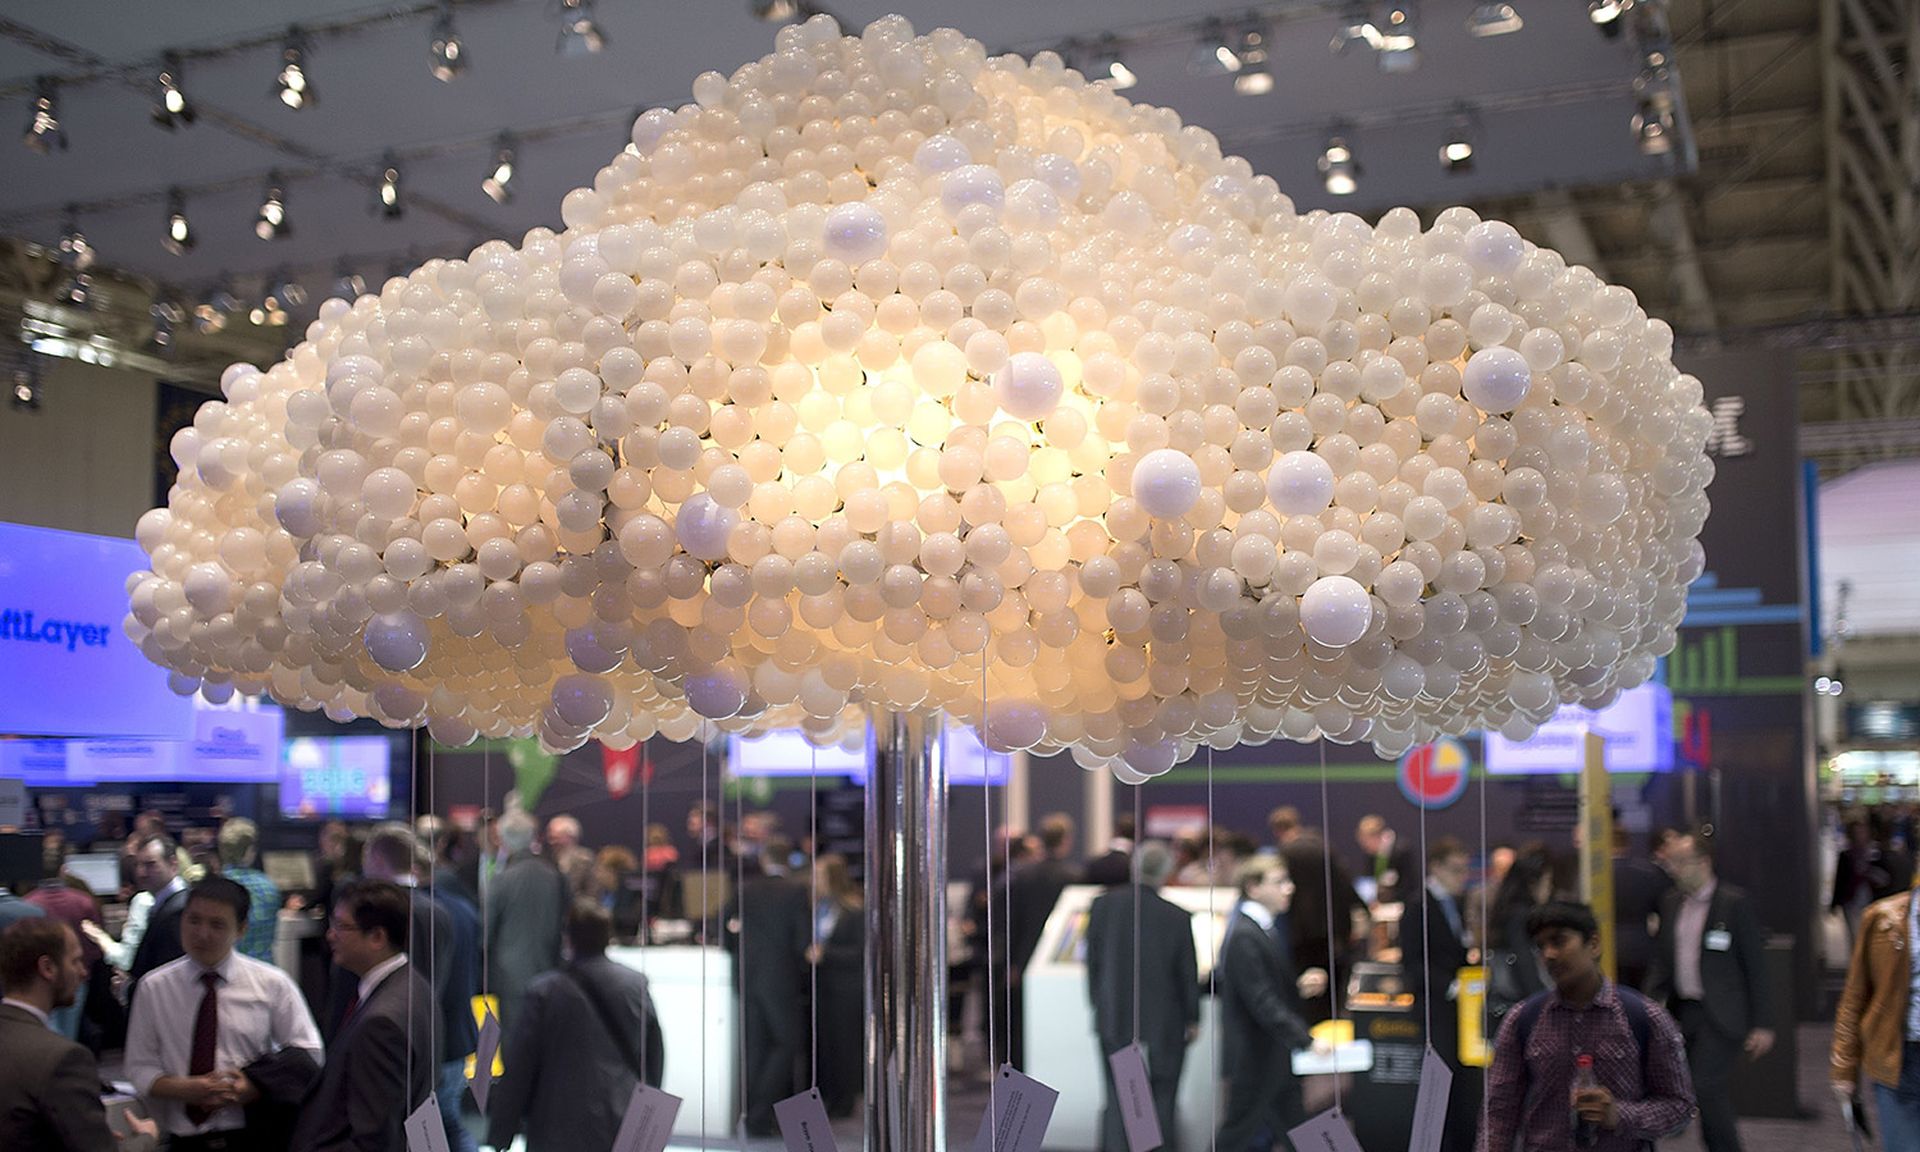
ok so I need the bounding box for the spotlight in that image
[377,153,404,219]
[1191,19,1240,74]
[332,261,368,301]
[194,281,238,334]
[1375,1,1420,71]
[10,365,41,412]
[482,133,517,203]
[275,27,315,109]
[752,0,810,21]
[557,0,608,56]
[57,209,94,272]
[265,269,307,316]
[1634,48,1676,110]
[24,77,66,153]
[1632,98,1675,155]
[429,1,466,82]
[55,272,93,311]
[164,188,194,254]
[256,172,290,240]
[1330,4,1383,54]
[1466,1,1524,36]
[1087,37,1138,90]
[151,300,184,351]
[1441,112,1475,172]
[1230,25,1274,94]
[152,53,197,128]
[1319,135,1359,195]
[1589,0,1629,34]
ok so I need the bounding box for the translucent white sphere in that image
[1267,451,1335,515]
[1131,449,1202,519]
[1462,346,1533,413]
[1299,575,1373,647]
[992,352,1063,420]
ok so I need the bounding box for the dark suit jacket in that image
[291,963,437,1152]
[1218,909,1313,1075]
[428,886,482,1060]
[1081,848,1132,888]
[323,893,454,1061]
[485,852,567,1025]
[1009,856,1082,970]
[1612,857,1673,981]
[1281,833,1363,972]
[1646,882,1770,1042]
[128,885,188,992]
[486,956,662,1152]
[724,874,811,1000]
[1085,885,1200,1064]
[1400,886,1472,1047]
[0,1004,115,1152]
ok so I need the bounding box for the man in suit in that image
[487,901,662,1152]
[1086,841,1199,1152]
[291,881,436,1152]
[1270,807,1364,1023]
[1217,855,1318,1151]
[485,811,566,1029]
[0,918,158,1151]
[128,833,189,995]
[1612,828,1673,991]
[1008,812,1083,1067]
[724,838,811,1136]
[1082,813,1137,888]
[1400,836,1476,1152]
[1646,832,1772,1152]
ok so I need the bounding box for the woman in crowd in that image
[1485,844,1555,1021]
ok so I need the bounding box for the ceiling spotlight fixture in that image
[164,187,194,254]
[752,0,811,21]
[151,300,184,351]
[1632,97,1675,154]
[1589,0,1628,22]
[557,0,608,56]
[377,153,404,218]
[1440,114,1476,172]
[1375,1,1421,71]
[275,27,315,109]
[429,1,467,81]
[152,53,197,128]
[1087,36,1138,89]
[332,260,368,301]
[1331,4,1384,54]
[57,208,94,272]
[483,133,518,203]
[1319,134,1360,195]
[1191,19,1241,74]
[194,280,238,334]
[24,77,66,153]
[1231,24,1274,94]
[1466,1,1524,36]
[256,172,290,240]
[11,364,41,412]
[265,270,307,317]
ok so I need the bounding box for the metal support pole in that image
[865,710,949,1152]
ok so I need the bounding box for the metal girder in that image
[1822,0,1920,437]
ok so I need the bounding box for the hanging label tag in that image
[1108,1043,1164,1152]
[1409,1047,1455,1152]
[971,1064,1059,1152]
[775,1087,841,1152]
[404,1093,451,1152]
[611,1083,683,1152]
[468,1008,501,1111]
[1286,1108,1366,1152]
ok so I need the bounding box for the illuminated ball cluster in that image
[125,14,1713,775]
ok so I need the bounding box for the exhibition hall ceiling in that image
[0,0,1675,295]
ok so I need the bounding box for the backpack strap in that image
[1510,990,1554,1119]
[1614,986,1653,1084]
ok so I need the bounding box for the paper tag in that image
[774,1087,841,1152]
[1409,1048,1455,1152]
[611,1083,682,1152]
[468,1008,501,1111]
[404,1093,451,1152]
[1705,929,1732,952]
[1286,1108,1366,1152]
[1108,1043,1163,1152]
[971,1065,1059,1152]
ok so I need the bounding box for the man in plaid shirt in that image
[1477,902,1696,1152]
[216,818,283,963]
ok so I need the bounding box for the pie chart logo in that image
[1399,738,1470,810]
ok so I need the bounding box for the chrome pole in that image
[865,709,948,1152]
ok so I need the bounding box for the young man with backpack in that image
[1477,902,1696,1152]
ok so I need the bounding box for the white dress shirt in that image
[101,889,154,971]
[357,952,410,1007]
[124,950,323,1136]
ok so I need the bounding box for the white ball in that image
[822,202,889,265]
[985,699,1048,751]
[1131,448,1201,519]
[1267,451,1335,515]
[551,674,614,728]
[991,352,1063,420]
[1462,346,1533,412]
[686,666,749,719]
[363,612,430,672]
[1299,575,1373,647]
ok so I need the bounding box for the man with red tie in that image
[124,877,322,1152]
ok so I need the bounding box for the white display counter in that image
[608,943,738,1141]
[1023,884,1234,1152]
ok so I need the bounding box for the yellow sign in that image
[1578,732,1616,982]
[464,994,505,1079]
[1457,965,1490,1067]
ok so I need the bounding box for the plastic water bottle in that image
[1572,1053,1600,1148]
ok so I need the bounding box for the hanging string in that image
[983,643,1000,1152]
[1318,738,1342,1116]
[405,729,417,1108]
[426,738,438,1110]
[737,748,749,1144]
[640,739,652,1087]
[481,742,490,1007]
[809,741,819,1087]
[1417,743,1433,1047]
[700,723,711,1151]
[1131,781,1142,1049]
[1478,748,1491,1133]
[1206,743,1218,1152]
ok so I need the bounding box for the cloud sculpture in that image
[126,14,1714,777]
